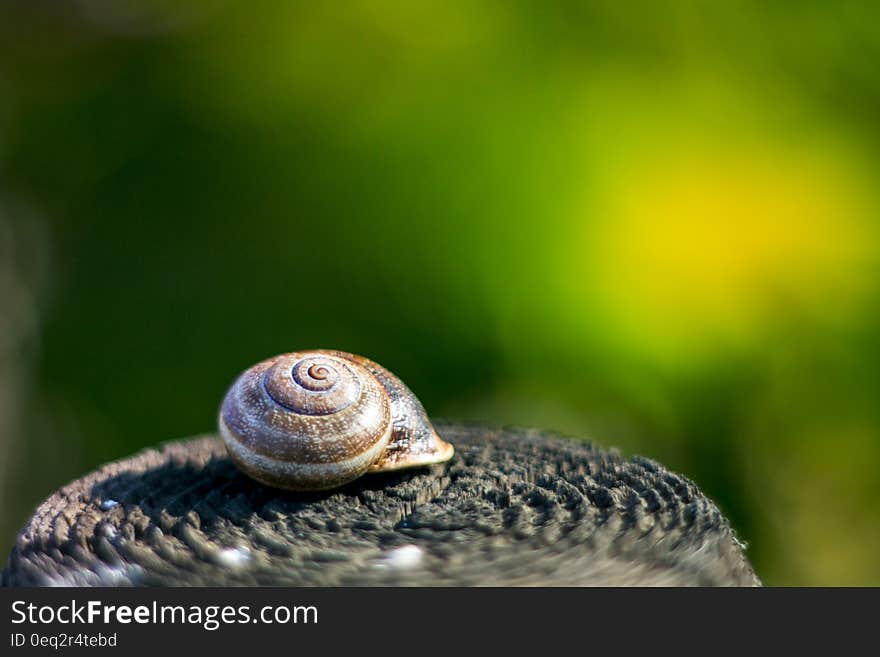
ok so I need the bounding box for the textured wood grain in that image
[2,423,760,586]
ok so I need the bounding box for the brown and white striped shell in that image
[219,350,454,491]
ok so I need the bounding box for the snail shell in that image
[219,350,454,491]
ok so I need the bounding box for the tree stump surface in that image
[2,423,760,586]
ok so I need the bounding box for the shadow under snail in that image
[219,350,454,491]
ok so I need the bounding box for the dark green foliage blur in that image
[2,1,879,585]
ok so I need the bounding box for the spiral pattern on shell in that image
[220,352,393,490]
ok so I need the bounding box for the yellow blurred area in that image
[586,141,877,365]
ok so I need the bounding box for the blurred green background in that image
[2,1,879,585]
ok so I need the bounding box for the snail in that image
[219,350,454,491]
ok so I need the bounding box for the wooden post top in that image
[2,423,759,586]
